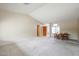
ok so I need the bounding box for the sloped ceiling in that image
[0,3,79,23]
[30,3,79,23]
[0,3,45,14]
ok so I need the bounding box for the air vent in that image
[24,3,30,5]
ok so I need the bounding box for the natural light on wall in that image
[52,24,60,34]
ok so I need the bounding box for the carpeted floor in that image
[0,37,79,56]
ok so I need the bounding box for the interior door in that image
[43,26,47,36]
[37,24,40,36]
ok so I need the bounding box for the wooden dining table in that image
[54,33,69,40]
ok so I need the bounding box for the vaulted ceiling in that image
[30,3,79,23]
[0,3,46,14]
[0,3,79,23]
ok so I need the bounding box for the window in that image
[52,24,60,34]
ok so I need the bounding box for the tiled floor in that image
[0,37,79,56]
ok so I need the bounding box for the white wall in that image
[0,10,40,41]
[77,19,79,39]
